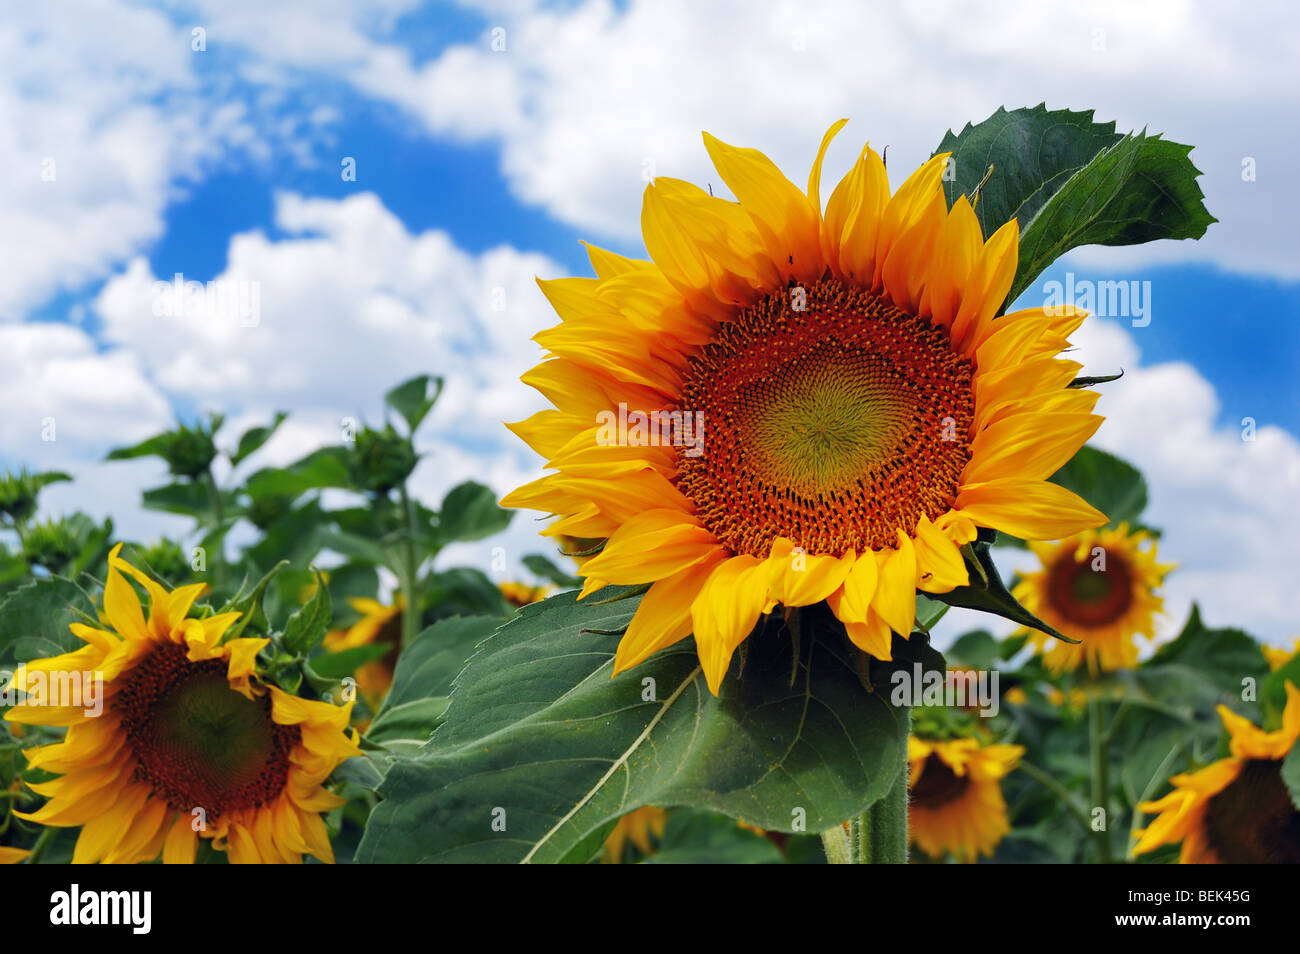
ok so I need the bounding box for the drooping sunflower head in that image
[1014,522,1173,674]
[5,544,361,864]
[907,736,1024,863]
[1134,683,1300,863]
[503,121,1106,694]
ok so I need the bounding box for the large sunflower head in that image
[5,544,361,864]
[503,122,1106,694]
[908,735,1024,863]
[1134,683,1300,863]
[1013,522,1173,674]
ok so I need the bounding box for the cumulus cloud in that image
[84,191,565,574]
[357,0,1300,279]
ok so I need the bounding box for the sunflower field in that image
[2,100,1296,889]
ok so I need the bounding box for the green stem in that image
[1019,759,1092,830]
[819,825,852,864]
[24,826,56,864]
[204,468,225,587]
[855,748,910,864]
[1089,694,1113,863]
[397,483,420,650]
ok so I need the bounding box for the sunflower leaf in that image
[1012,131,1214,301]
[354,590,909,863]
[933,104,1214,304]
[229,411,288,467]
[933,540,1074,643]
[281,568,332,655]
[433,480,513,546]
[934,104,1123,243]
[0,576,97,666]
[384,374,444,435]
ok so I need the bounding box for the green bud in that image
[348,425,418,494]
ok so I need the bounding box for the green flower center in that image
[117,643,299,818]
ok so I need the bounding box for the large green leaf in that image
[434,481,513,545]
[1014,132,1214,301]
[933,104,1214,303]
[380,616,498,712]
[1145,604,1266,698]
[244,447,351,498]
[0,577,97,665]
[364,617,504,746]
[355,592,909,863]
[935,104,1122,242]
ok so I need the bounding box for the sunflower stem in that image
[854,736,910,864]
[819,825,853,864]
[397,482,421,650]
[204,467,225,588]
[1089,694,1114,863]
[24,826,56,864]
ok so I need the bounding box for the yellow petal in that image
[691,556,770,695]
[956,479,1107,540]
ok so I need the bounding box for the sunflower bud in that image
[0,470,70,524]
[162,422,218,479]
[22,519,81,572]
[348,425,418,494]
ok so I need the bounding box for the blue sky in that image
[3,0,1298,644]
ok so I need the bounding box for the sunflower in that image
[1264,637,1300,671]
[1134,683,1300,863]
[601,806,667,863]
[1014,523,1173,674]
[503,121,1105,694]
[322,596,403,708]
[4,544,360,864]
[499,581,552,608]
[0,846,30,864]
[908,736,1023,863]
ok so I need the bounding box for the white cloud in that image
[0,3,263,319]
[936,315,1300,649]
[84,191,563,575]
[360,0,1300,279]
[93,191,558,435]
